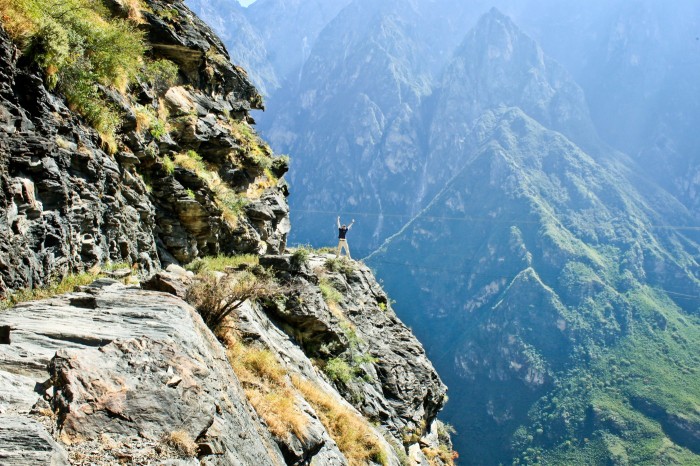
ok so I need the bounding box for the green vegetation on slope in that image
[0,0,145,148]
[514,287,700,465]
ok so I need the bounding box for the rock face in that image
[257,254,446,435]
[0,0,290,297]
[0,24,159,293]
[0,262,450,465]
[0,279,286,465]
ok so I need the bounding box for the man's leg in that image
[336,240,342,257]
[342,241,351,259]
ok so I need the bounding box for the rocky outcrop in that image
[0,279,287,465]
[256,253,447,437]
[0,258,451,465]
[0,24,159,294]
[0,1,454,464]
[0,0,290,297]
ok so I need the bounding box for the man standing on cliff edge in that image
[336,216,355,258]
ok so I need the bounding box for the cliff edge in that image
[0,0,452,464]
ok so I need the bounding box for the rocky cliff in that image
[0,0,452,464]
[1,256,451,465]
[215,1,700,463]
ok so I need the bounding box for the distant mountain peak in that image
[438,8,599,153]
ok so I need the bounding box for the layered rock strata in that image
[0,0,289,296]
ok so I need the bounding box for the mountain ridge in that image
[0,0,456,464]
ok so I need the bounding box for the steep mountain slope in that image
[184,0,279,95]
[0,1,455,464]
[246,0,353,90]
[567,0,700,216]
[261,0,438,256]
[369,107,700,464]
[367,10,700,465]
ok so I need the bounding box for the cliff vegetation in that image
[0,0,454,464]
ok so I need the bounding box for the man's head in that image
[341,224,347,228]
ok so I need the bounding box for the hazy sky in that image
[238,0,256,5]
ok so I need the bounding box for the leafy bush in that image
[230,120,273,170]
[141,58,179,93]
[150,119,168,140]
[324,357,354,384]
[291,246,311,268]
[0,0,146,144]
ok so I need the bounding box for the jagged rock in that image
[240,253,448,457]
[141,264,193,298]
[0,26,159,294]
[0,0,290,292]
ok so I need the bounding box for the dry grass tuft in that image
[1,272,99,310]
[166,430,198,457]
[123,0,144,23]
[292,375,388,466]
[223,330,308,440]
[0,0,40,45]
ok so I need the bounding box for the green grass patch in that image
[319,277,343,305]
[185,254,259,274]
[0,0,146,147]
[1,272,99,310]
[325,257,354,275]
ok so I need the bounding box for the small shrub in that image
[186,188,196,199]
[437,421,456,440]
[324,357,354,384]
[325,257,354,275]
[102,261,131,272]
[161,156,175,174]
[291,246,311,268]
[141,58,178,93]
[165,430,197,457]
[216,190,248,224]
[186,271,280,329]
[173,151,206,173]
[229,120,273,170]
[150,119,167,140]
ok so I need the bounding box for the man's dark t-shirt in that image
[338,227,349,239]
